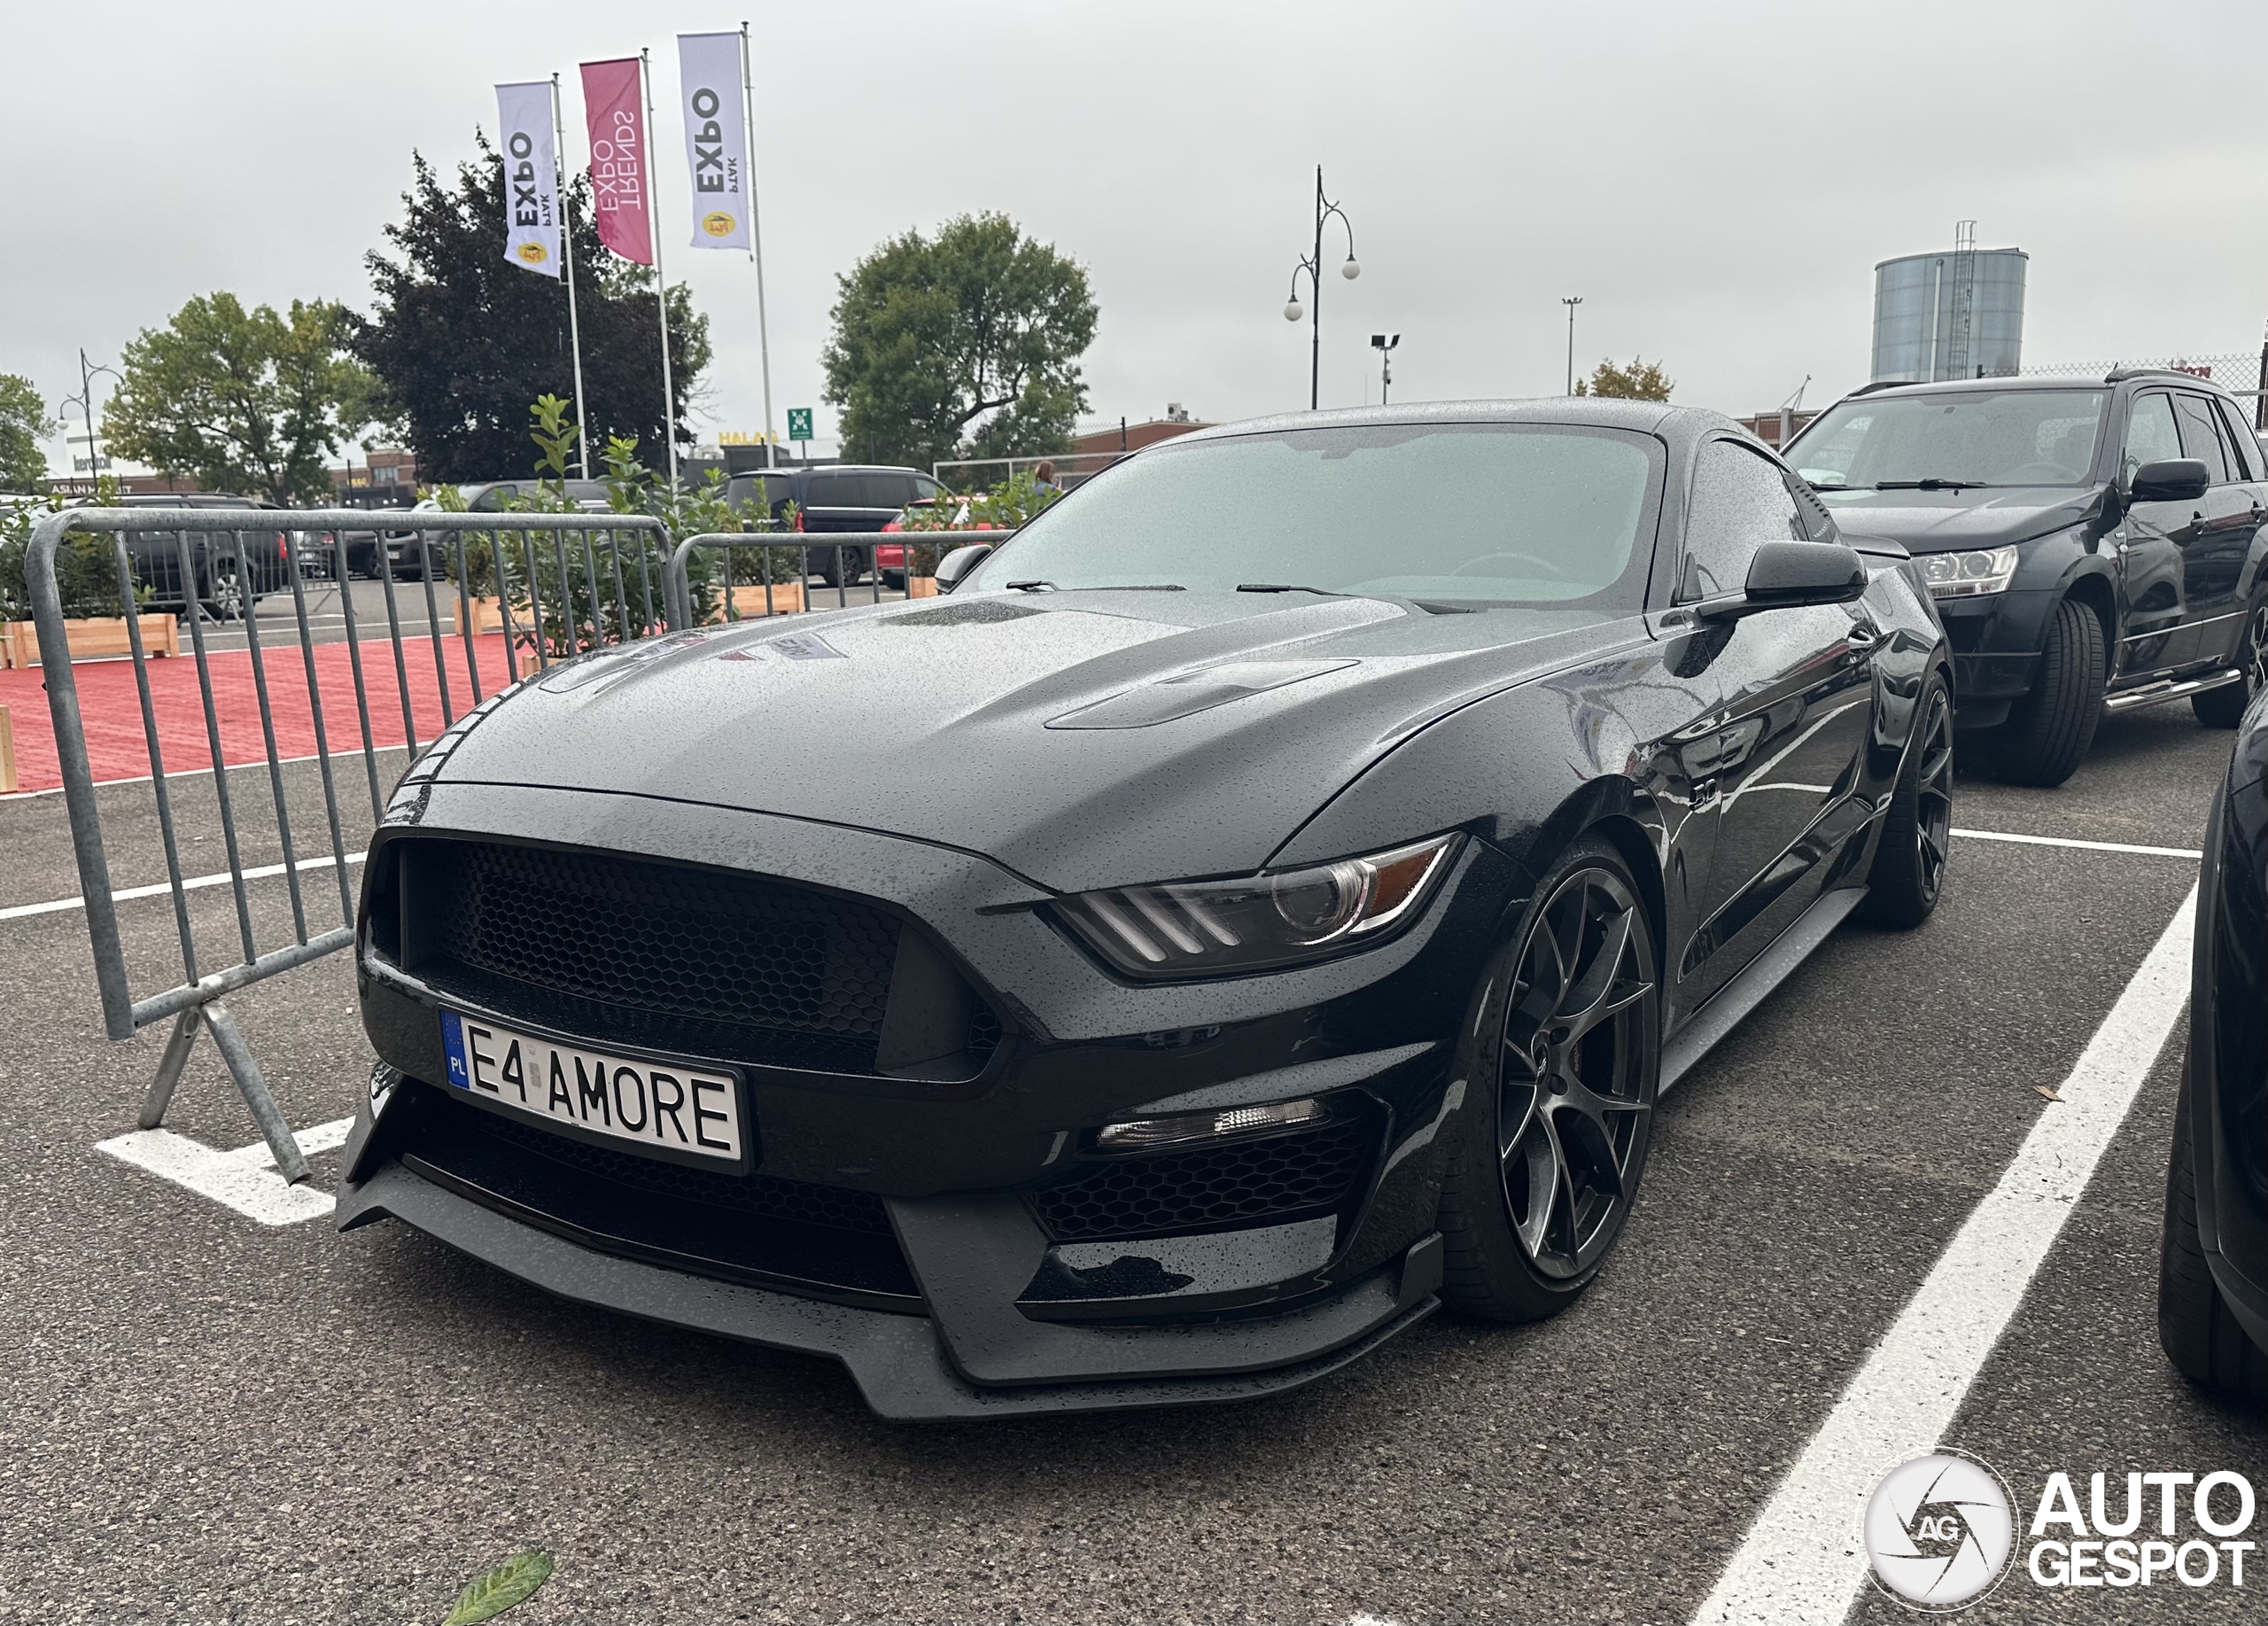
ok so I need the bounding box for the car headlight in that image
[1918,545,2019,599]
[1050,833,1463,980]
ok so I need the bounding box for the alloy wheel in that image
[204,565,245,623]
[1914,686,1954,905]
[1496,865,1658,1280]
[2243,603,2268,697]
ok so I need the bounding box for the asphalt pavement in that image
[0,701,2259,1624]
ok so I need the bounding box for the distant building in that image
[1734,408,1824,451]
[1068,404,1210,459]
[330,447,420,509]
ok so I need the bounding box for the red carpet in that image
[0,633,522,795]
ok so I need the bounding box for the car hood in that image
[435,590,1643,891]
[1818,485,2102,554]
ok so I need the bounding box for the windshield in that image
[1789,390,2106,490]
[959,423,1661,609]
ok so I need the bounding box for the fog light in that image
[1095,1096,1328,1153]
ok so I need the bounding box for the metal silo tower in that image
[1872,225,2028,384]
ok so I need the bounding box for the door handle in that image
[1845,622,1881,650]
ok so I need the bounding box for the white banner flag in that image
[677,32,751,251]
[495,81,562,277]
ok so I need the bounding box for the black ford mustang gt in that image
[338,400,1953,1419]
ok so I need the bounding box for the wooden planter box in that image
[906,576,940,599]
[1,613,181,669]
[711,582,804,620]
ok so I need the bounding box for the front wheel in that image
[2159,1079,2268,1404]
[1992,595,2104,786]
[2194,590,2268,728]
[1438,836,1661,1321]
[1860,672,1953,928]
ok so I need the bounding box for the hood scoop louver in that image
[1045,659,1357,730]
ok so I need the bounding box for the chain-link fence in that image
[2023,351,2268,426]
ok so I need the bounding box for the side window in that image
[2212,399,2261,482]
[2121,393,2182,479]
[2174,394,2234,485]
[913,476,945,502]
[802,473,845,507]
[1680,440,1806,600]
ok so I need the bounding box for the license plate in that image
[439,1010,748,1164]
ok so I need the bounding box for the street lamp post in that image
[1562,298,1583,395]
[60,348,123,492]
[1281,166,1361,410]
[1371,332,1400,405]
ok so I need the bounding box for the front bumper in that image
[344,781,1510,1417]
[1936,589,2053,727]
[338,1136,1441,1420]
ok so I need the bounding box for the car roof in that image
[1842,374,2239,401]
[1164,396,1723,448]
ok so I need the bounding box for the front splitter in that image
[337,1160,1437,1420]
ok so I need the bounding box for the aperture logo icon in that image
[1864,1452,2016,1611]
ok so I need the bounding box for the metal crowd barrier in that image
[661,530,1014,630]
[25,506,667,1180]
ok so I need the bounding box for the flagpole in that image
[740,21,778,471]
[551,74,592,478]
[640,46,681,494]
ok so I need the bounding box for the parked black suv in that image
[115,493,294,619]
[725,465,948,586]
[1784,372,2268,784]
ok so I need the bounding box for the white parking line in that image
[94,1116,353,1225]
[1953,827,2203,860]
[1693,885,2197,1626]
[0,852,366,922]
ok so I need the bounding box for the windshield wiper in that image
[1004,580,1054,591]
[1236,582,1345,596]
[1805,481,1859,492]
[1874,478,1990,491]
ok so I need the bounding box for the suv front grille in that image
[1031,1115,1379,1242]
[408,839,906,1075]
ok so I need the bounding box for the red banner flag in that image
[579,58,653,266]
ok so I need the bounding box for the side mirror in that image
[1698,541,1868,621]
[934,542,993,593]
[2130,458,2210,502]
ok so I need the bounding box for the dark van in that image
[725,465,949,586]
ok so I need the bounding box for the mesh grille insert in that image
[1032,1116,1377,1241]
[412,839,903,1072]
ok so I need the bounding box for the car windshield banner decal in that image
[676,33,750,250]
[493,82,561,278]
[579,57,652,266]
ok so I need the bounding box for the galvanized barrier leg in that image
[138,1007,204,1129]
[202,1000,311,1184]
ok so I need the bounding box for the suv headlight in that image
[1918,545,2019,599]
[1051,833,1463,980]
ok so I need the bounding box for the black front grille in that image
[413,840,904,1074]
[397,1083,918,1305]
[1032,1116,1379,1242]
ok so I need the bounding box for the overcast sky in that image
[13,0,2268,475]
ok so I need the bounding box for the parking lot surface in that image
[2,703,2261,1624]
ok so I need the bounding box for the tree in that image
[1575,357,1674,401]
[0,374,56,492]
[353,140,711,484]
[102,295,372,503]
[821,213,1096,470]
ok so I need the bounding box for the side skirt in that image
[1659,884,1868,1094]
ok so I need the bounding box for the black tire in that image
[816,544,866,588]
[2159,1078,2268,1404]
[2194,590,2268,728]
[1438,836,1661,1322]
[1860,673,1953,929]
[1992,595,2104,786]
